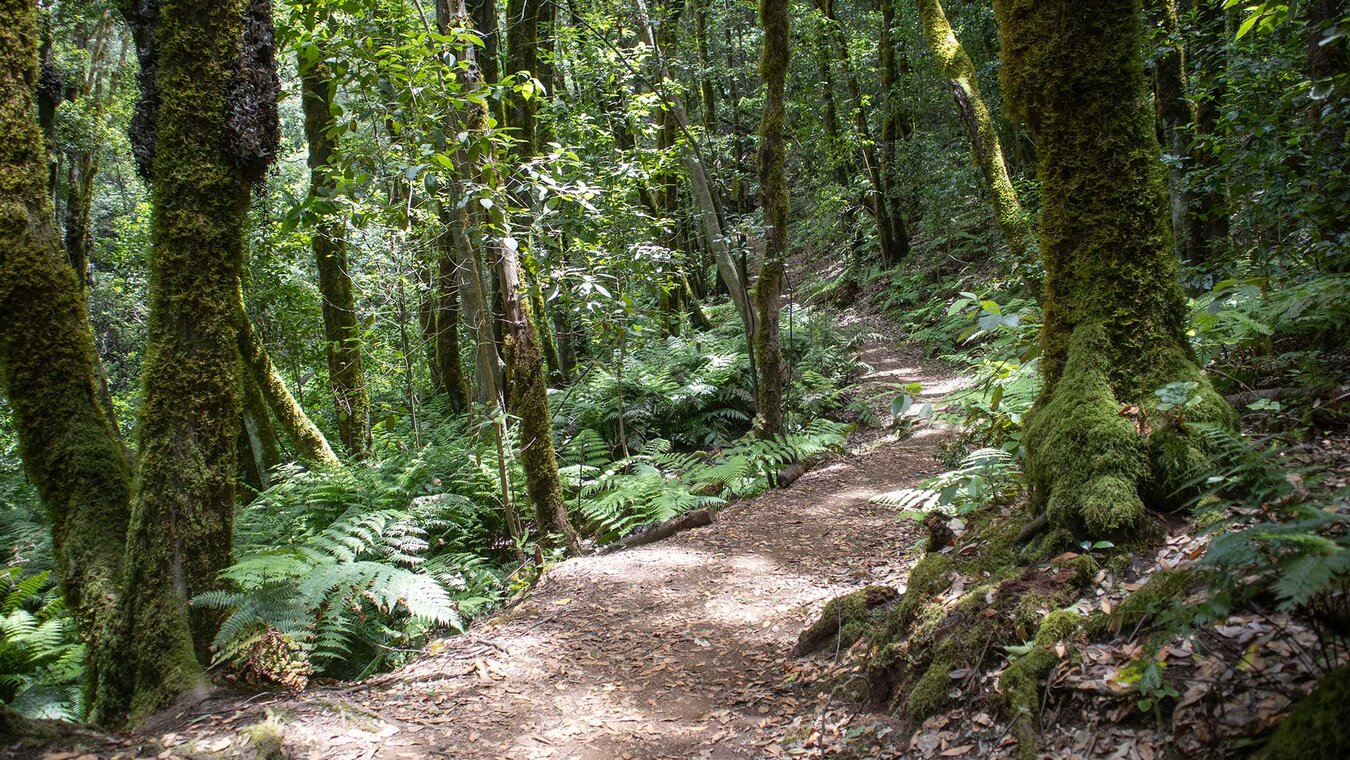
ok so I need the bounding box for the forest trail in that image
[75,325,965,760]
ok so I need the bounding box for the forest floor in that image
[26,309,973,760]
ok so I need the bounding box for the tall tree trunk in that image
[434,229,472,411]
[94,0,282,725]
[815,0,909,266]
[755,0,790,437]
[916,0,1038,288]
[1306,0,1348,267]
[1186,0,1231,274]
[237,300,341,468]
[505,0,580,549]
[693,0,718,130]
[813,32,852,186]
[0,0,132,714]
[995,0,1232,540]
[634,0,757,365]
[300,43,371,458]
[1149,0,1201,266]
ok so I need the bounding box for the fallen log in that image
[597,508,714,555]
[794,586,900,656]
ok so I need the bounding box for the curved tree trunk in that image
[916,0,1039,293]
[300,45,371,459]
[0,0,133,714]
[754,0,790,438]
[94,0,282,725]
[996,0,1232,539]
[237,298,341,468]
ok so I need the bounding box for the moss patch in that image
[1258,665,1350,760]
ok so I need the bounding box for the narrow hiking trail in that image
[55,322,967,760]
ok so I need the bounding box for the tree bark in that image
[916,0,1038,288]
[996,0,1233,539]
[1148,0,1200,266]
[94,0,282,725]
[504,0,581,549]
[0,0,133,715]
[755,0,790,438]
[300,42,371,458]
[634,0,757,363]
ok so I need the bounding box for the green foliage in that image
[1184,424,1350,620]
[198,414,511,681]
[870,447,1020,518]
[567,420,848,542]
[0,570,84,721]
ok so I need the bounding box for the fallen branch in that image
[597,508,714,555]
[1224,387,1304,407]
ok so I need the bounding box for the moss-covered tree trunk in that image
[93,0,281,725]
[996,0,1233,538]
[916,0,1037,282]
[0,0,133,711]
[300,45,371,459]
[503,0,579,550]
[754,0,789,438]
[433,229,472,411]
[237,298,341,468]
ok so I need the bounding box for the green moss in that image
[1258,666,1350,760]
[908,656,957,719]
[888,553,955,632]
[1001,643,1059,760]
[1108,569,1194,632]
[240,711,287,759]
[996,0,1236,541]
[0,0,133,717]
[504,276,578,550]
[915,0,1036,276]
[237,293,340,469]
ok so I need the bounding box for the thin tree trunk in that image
[434,228,472,411]
[755,0,790,438]
[0,0,133,715]
[815,0,909,266]
[1149,0,1200,265]
[1187,0,1231,274]
[693,0,718,130]
[634,0,757,360]
[301,44,371,458]
[237,297,341,468]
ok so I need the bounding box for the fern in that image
[0,569,85,721]
[871,447,1020,517]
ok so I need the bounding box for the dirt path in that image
[38,324,964,760]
